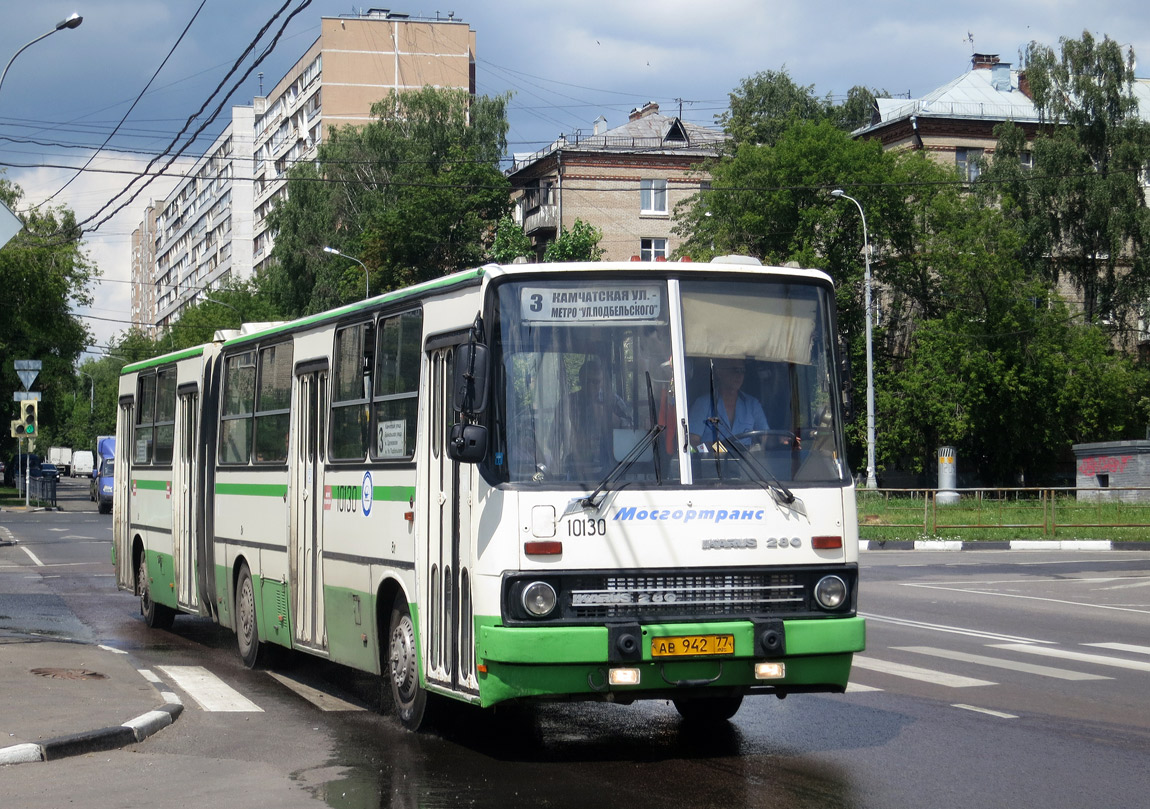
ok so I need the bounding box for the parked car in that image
[37,463,60,481]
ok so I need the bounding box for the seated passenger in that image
[688,358,769,450]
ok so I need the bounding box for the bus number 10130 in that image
[566,517,607,537]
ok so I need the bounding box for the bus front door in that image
[291,370,328,652]
[424,347,475,695]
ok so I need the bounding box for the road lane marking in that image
[20,546,44,566]
[851,656,996,687]
[952,704,1018,719]
[989,644,1150,673]
[861,613,1052,644]
[846,682,883,692]
[1084,643,1150,656]
[266,671,367,711]
[157,665,263,712]
[899,584,1150,615]
[893,646,1111,681]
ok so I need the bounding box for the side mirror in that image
[447,423,487,463]
[453,342,489,414]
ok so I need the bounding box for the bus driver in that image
[688,358,769,451]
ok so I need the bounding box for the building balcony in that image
[523,203,558,236]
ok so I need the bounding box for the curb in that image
[0,699,183,766]
[861,539,1149,551]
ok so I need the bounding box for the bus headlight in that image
[521,581,558,618]
[814,575,847,610]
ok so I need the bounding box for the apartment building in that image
[147,107,255,330]
[507,102,727,262]
[129,203,159,335]
[251,10,476,274]
[134,9,476,330]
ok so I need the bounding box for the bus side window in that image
[372,309,422,460]
[253,342,294,463]
[220,351,255,465]
[331,323,371,461]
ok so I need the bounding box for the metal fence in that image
[856,487,1150,537]
[14,475,57,508]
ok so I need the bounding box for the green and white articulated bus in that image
[113,257,865,729]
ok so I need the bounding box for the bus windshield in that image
[488,276,848,488]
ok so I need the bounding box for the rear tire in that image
[672,694,744,723]
[386,598,428,730]
[235,564,262,668]
[138,553,175,629]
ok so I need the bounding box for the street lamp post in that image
[0,14,83,99]
[831,189,877,490]
[323,246,370,300]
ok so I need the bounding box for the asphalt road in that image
[2,492,1148,808]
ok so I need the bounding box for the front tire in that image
[387,598,428,730]
[138,553,175,629]
[672,694,744,723]
[235,563,262,668]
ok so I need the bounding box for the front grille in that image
[502,565,856,625]
[572,572,805,619]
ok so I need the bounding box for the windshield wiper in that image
[706,418,796,506]
[566,423,665,514]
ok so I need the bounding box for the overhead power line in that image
[37,0,209,208]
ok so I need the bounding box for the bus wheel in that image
[387,598,427,730]
[235,564,262,669]
[672,694,744,723]
[138,554,175,629]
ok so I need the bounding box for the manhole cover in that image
[30,667,107,680]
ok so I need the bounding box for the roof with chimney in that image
[509,101,727,175]
[856,52,1150,137]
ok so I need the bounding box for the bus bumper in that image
[474,615,866,707]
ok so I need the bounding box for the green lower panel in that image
[144,551,178,610]
[475,616,865,707]
[258,577,293,649]
[322,585,380,674]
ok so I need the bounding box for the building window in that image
[641,238,668,261]
[1020,151,1033,171]
[956,148,983,182]
[640,179,667,214]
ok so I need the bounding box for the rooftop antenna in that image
[258,72,264,95]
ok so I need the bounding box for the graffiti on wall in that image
[1078,455,1132,476]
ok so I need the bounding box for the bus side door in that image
[424,346,476,695]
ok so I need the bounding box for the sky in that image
[2,0,1148,358]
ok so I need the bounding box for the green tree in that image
[543,219,604,262]
[0,176,94,457]
[490,215,534,264]
[718,67,886,146]
[1008,32,1150,336]
[264,87,512,316]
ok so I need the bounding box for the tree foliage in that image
[263,87,512,316]
[717,67,885,146]
[1003,32,1150,334]
[490,214,534,263]
[0,176,94,458]
[542,219,604,262]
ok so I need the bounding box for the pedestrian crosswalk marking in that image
[893,646,1111,681]
[952,704,1018,719]
[851,656,996,687]
[266,671,367,712]
[1084,642,1150,656]
[989,644,1150,673]
[158,666,263,712]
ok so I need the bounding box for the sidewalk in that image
[0,635,182,766]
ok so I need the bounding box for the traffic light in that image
[21,401,37,437]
